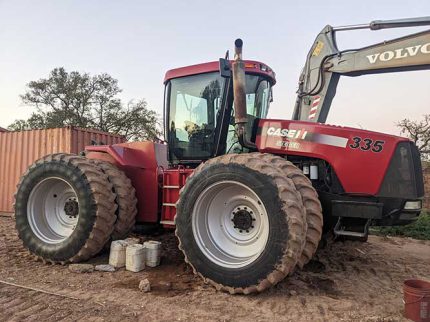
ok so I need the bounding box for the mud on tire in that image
[258,154,323,268]
[175,153,306,294]
[14,153,117,263]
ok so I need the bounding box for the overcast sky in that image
[0,0,429,135]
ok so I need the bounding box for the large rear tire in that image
[92,161,137,240]
[175,153,306,294]
[14,153,117,263]
[259,154,323,268]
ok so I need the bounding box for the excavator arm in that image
[293,16,430,123]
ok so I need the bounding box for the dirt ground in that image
[0,215,429,322]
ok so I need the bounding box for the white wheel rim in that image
[27,177,79,244]
[192,180,269,268]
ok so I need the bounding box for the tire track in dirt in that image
[0,283,131,322]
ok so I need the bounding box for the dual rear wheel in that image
[14,153,137,263]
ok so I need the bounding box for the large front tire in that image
[175,153,306,294]
[14,153,117,263]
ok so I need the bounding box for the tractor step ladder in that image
[160,220,175,225]
[160,185,178,225]
[160,168,192,226]
[162,185,179,207]
[334,217,371,238]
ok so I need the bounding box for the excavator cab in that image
[164,61,275,164]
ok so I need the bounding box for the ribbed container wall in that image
[0,127,124,213]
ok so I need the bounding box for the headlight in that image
[404,200,422,210]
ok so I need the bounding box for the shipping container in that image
[0,127,125,213]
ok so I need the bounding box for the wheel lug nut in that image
[239,230,243,233]
[246,230,249,233]
[251,226,254,229]
[244,207,247,210]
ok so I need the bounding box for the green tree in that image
[397,114,430,160]
[8,67,161,141]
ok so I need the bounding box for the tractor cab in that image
[164,61,276,165]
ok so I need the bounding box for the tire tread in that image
[258,154,323,268]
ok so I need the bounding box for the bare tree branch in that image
[397,115,430,160]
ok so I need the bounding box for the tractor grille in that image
[378,142,424,199]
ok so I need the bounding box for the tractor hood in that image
[256,119,424,198]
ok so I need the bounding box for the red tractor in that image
[15,17,427,294]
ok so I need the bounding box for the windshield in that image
[167,72,224,161]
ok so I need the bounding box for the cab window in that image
[226,75,271,153]
[167,72,224,161]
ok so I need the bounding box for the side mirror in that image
[219,58,231,78]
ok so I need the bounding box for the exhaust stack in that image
[232,39,247,125]
[232,38,256,149]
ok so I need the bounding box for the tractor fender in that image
[85,142,168,224]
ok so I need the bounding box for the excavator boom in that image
[293,16,430,123]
